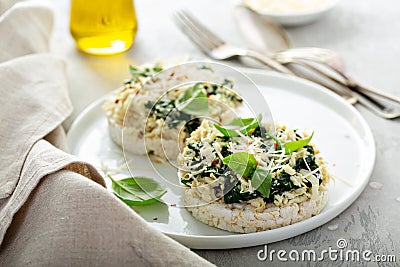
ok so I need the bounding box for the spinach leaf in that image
[108,175,166,206]
[145,98,199,131]
[251,166,272,198]
[220,145,231,157]
[223,183,259,204]
[184,118,201,134]
[263,171,295,203]
[222,152,257,178]
[175,83,209,115]
[294,146,319,172]
[284,132,314,154]
[181,177,193,185]
[145,99,175,120]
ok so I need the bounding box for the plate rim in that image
[67,68,376,249]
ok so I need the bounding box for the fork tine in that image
[177,10,225,48]
[175,11,217,50]
[174,12,215,53]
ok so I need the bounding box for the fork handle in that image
[298,59,400,105]
[352,89,400,119]
[347,78,400,105]
[244,49,295,75]
[294,59,399,119]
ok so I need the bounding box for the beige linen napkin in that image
[0,0,52,63]
[0,1,213,266]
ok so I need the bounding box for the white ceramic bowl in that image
[242,0,340,26]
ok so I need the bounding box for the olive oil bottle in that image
[70,0,137,55]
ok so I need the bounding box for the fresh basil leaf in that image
[108,175,167,206]
[251,166,272,198]
[244,119,260,133]
[175,83,209,115]
[214,124,240,137]
[284,132,314,154]
[229,117,256,127]
[215,115,261,137]
[222,152,257,178]
[230,115,261,130]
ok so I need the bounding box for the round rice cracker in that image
[183,187,328,233]
[108,119,185,161]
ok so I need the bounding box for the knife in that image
[233,5,291,54]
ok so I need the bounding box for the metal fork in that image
[174,10,355,102]
[174,10,293,75]
[174,10,400,119]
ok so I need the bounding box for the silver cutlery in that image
[174,10,294,75]
[174,10,354,102]
[234,6,400,105]
[233,5,400,119]
[174,9,400,119]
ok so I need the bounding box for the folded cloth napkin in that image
[0,1,213,266]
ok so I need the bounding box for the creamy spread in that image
[244,0,332,14]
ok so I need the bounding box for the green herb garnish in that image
[222,152,272,198]
[251,167,272,198]
[284,132,314,154]
[175,83,209,115]
[129,65,163,78]
[108,175,166,206]
[229,117,258,126]
[214,116,261,137]
[214,124,240,137]
[222,152,257,178]
[152,66,163,73]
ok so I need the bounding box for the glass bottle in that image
[70,0,138,55]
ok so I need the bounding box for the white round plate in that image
[67,68,375,249]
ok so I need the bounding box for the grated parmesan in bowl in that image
[242,0,340,26]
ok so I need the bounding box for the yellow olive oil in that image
[70,0,137,55]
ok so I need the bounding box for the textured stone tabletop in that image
[52,0,400,266]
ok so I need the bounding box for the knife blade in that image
[233,5,291,54]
